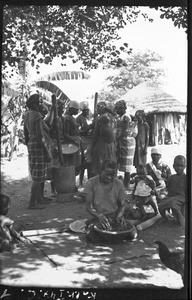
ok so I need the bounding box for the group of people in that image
[0,92,186,250]
[22,93,149,209]
[21,93,186,227]
[0,93,186,251]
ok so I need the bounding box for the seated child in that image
[131,164,160,217]
[0,194,25,252]
[158,155,186,229]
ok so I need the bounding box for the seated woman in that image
[85,160,126,233]
[146,147,171,201]
[158,155,186,229]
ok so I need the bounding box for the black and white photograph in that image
[0,1,190,299]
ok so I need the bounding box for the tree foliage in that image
[152,6,187,32]
[99,50,164,102]
[2,5,152,76]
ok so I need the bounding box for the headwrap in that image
[151,147,162,156]
[114,100,127,110]
[135,110,145,118]
[97,101,107,108]
[80,101,89,110]
[68,100,80,110]
[26,94,40,110]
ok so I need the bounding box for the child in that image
[131,164,160,217]
[0,194,25,252]
[158,155,186,229]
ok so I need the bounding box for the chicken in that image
[154,240,184,283]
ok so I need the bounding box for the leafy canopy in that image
[99,50,165,102]
[2,5,153,76]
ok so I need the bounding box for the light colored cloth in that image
[116,114,137,172]
[146,160,171,192]
[134,175,153,197]
[134,121,149,167]
[84,175,125,215]
[0,215,14,242]
[76,113,93,162]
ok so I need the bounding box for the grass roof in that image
[119,82,187,114]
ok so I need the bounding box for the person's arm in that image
[116,182,126,224]
[44,95,56,128]
[145,176,156,190]
[85,181,111,230]
[9,224,25,242]
[143,122,149,154]
[24,124,29,146]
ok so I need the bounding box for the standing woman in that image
[114,100,138,189]
[63,101,81,175]
[24,94,52,209]
[133,110,149,168]
[91,103,117,176]
[76,101,94,185]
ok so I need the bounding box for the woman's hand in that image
[98,214,112,230]
[116,215,126,226]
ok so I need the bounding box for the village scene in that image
[0,4,189,300]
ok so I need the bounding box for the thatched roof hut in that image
[120,82,187,115]
[119,82,187,146]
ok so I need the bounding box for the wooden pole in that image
[52,94,64,165]
[94,92,98,118]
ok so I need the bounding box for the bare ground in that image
[0,143,188,296]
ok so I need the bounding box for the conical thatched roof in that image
[119,82,187,115]
[37,71,90,81]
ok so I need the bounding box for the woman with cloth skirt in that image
[24,94,53,209]
[114,100,138,189]
[133,109,149,169]
[91,103,117,176]
[76,101,94,185]
[63,100,82,175]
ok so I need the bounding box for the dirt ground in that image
[0,142,188,297]
[1,142,186,232]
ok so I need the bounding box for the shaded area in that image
[0,228,184,289]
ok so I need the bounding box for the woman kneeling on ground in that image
[85,160,127,231]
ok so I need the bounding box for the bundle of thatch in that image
[37,70,90,81]
[119,82,187,115]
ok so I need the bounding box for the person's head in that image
[97,101,107,115]
[98,114,110,126]
[151,147,162,165]
[80,101,89,117]
[135,110,145,123]
[114,100,127,116]
[173,155,186,175]
[68,101,80,116]
[137,164,147,177]
[0,194,11,215]
[100,160,117,184]
[26,94,40,112]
